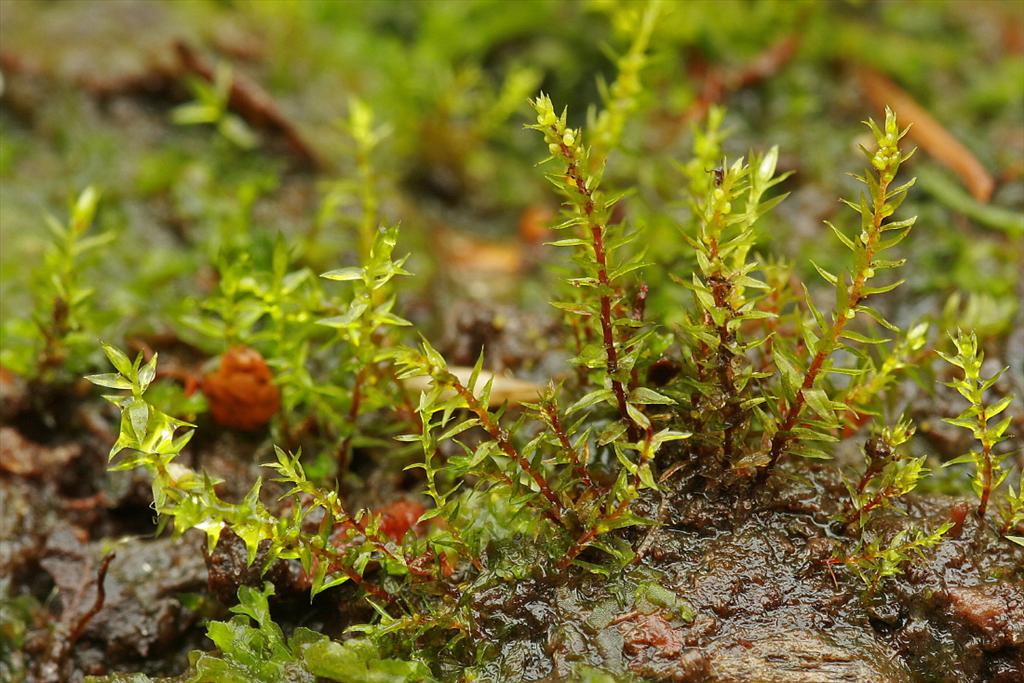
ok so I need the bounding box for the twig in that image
[673,34,800,129]
[174,41,324,170]
[39,552,116,681]
[66,552,115,646]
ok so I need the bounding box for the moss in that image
[2,1,1021,680]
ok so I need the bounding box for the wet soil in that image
[457,466,1023,682]
[3,391,1022,683]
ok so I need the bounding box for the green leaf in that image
[861,279,906,296]
[86,373,133,390]
[856,305,901,333]
[138,355,158,391]
[321,267,364,281]
[803,388,835,424]
[569,388,614,414]
[637,463,657,490]
[597,421,628,445]
[988,395,1013,419]
[102,344,134,378]
[788,443,831,459]
[840,329,890,345]
[550,300,594,317]
[626,402,651,430]
[773,346,802,392]
[297,634,434,682]
[942,453,978,467]
[127,397,150,441]
[810,260,838,286]
[545,238,590,247]
[629,387,676,405]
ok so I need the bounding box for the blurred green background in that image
[1,0,1022,377]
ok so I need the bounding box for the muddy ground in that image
[2,371,1022,682]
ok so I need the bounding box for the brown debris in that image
[436,226,525,277]
[676,34,800,129]
[618,611,685,656]
[0,365,28,421]
[518,205,554,245]
[732,35,801,91]
[65,553,116,647]
[616,611,709,681]
[0,427,81,477]
[377,499,428,542]
[401,365,542,408]
[202,346,281,431]
[28,528,209,678]
[856,65,996,202]
[441,302,558,374]
[31,527,113,683]
[946,584,1024,647]
[206,526,311,604]
[174,41,324,170]
[0,31,322,170]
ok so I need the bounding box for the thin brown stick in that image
[673,34,800,129]
[174,41,324,170]
[67,552,115,646]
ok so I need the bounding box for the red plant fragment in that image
[378,499,428,541]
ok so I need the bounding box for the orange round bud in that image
[202,346,280,431]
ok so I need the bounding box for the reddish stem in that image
[67,553,115,646]
[338,366,368,469]
[764,175,891,474]
[558,498,630,570]
[544,403,595,488]
[554,132,640,442]
[451,381,564,523]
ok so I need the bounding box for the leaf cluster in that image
[85,583,432,683]
[2,187,112,379]
[172,63,259,150]
[86,344,413,599]
[838,521,953,589]
[835,417,953,586]
[75,11,1023,671]
[938,330,1016,519]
